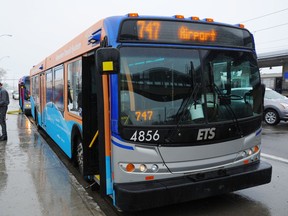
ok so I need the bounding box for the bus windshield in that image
[120,47,261,126]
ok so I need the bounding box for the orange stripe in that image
[102,75,111,157]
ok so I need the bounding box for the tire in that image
[264,109,280,125]
[76,138,84,175]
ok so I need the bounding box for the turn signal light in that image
[126,163,135,172]
[253,145,259,153]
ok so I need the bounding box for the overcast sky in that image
[1,0,288,88]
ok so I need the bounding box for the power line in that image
[257,37,288,45]
[257,44,288,52]
[241,8,288,23]
[254,22,288,33]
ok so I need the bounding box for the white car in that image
[264,88,288,125]
[231,87,288,125]
[12,90,19,100]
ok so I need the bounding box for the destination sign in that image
[119,19,253,48]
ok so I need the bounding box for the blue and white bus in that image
[18,76,31,115]
[30,13,272,211]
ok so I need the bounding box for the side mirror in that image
[96,48,120,75]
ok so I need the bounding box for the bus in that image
[18,76,31,115]
[30,13,272,211]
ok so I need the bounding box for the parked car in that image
[264,88,288,125]
[12,90,19,100]
[230,87,288,126]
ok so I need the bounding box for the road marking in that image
[261,153,288,164]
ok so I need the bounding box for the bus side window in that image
[68,59,82,116]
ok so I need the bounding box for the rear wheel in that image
[264,109,280,125]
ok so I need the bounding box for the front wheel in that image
[76,138,84,175]
[264,109,280,125]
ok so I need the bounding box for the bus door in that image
[19,82,24,111]
[40,72,46,127]
[93,48,120,196]
[81,55,101,176]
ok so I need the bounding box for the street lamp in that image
[0,56,10,62]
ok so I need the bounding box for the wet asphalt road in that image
[1,97,287,216]
[0,97,105,216]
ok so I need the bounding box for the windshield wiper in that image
[213,83,243,137]
[208,62,243,136]
[164,82,201,143]
[164,61,199,143]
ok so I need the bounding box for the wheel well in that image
[265,108,279,115]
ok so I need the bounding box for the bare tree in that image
[0,68,7,81]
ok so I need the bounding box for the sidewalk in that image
[0,99,105,216]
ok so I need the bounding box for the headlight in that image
[151,164,159,172]
[119,163,160,173]
[238,145,260,164]
[139,164,147,172]
[125,163,135,172]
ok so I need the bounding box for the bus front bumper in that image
[114,161,272,212]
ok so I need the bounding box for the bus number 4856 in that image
[130,130,160,142]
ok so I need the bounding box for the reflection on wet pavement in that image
[0,103,104,216]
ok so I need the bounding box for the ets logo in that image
[197,128,216,140]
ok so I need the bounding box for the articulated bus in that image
[18,76,31,115]
[30,14,272,211]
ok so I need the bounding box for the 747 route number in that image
[130,130,160,142]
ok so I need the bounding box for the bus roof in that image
[18,75,30,84]
[30,19,104,76]
[30,14,250,76]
